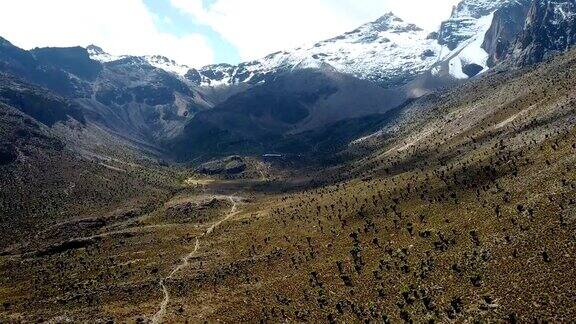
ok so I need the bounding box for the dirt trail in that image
[151,196,241,324]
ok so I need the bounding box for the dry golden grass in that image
[1,47,576,324]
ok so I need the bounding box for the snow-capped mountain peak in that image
[369,12,423,33]
[185,12,445,88]
[187,1,518,88]
[87,45,190,76]
[319,12,425,46]
[89,0,522,88]
[87,45,123,63]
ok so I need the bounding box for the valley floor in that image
[0,124,574,323]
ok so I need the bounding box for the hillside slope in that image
[171,67,412,161]
[0,101,179,251]
[154,44,576,323]
[1,30,574,324]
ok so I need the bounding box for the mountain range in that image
[0,0,572,165]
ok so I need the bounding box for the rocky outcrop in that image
[30,46,102,81]
[196,156,247,175]
[439,0,507,50]
[512,0,576,65]
[482,0,532,66]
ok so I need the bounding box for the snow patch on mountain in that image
[145,55,190,76]
[87,45,123,63]
[444,12,494,79]
[87,45,190,76]
[193,13,448,87]
[89,0,512,87]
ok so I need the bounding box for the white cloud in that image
[0,0,214,67]
[170,0,461,61]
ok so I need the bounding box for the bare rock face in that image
[196,156,247,175]
[482,0,532,67]
[438,0,507,50]
[513,0,576,65]
[480,0,576,67]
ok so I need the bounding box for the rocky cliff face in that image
[439,0,507,50]
[512,0,576,65]
[480,0,576,67]
[482,0,532,66]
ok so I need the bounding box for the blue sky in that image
[0,0,460,67]
[143,0,241,63]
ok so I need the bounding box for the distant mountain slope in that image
[0,38,213,156]
[171,67,410,161]
[2,0,576,165]
[166,0,576,163]
[0,101,174,251]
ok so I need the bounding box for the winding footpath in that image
[151,196,241,324]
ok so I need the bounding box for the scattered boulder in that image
[196,156,247,175]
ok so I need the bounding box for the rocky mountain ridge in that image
[87,45,191,76]
[83,0,576,92]
[1,0,576,163]
[89,3,505,88]
[0,37,214,157]
[188,7,501,87]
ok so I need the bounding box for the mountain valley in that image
[0,0,575,322]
